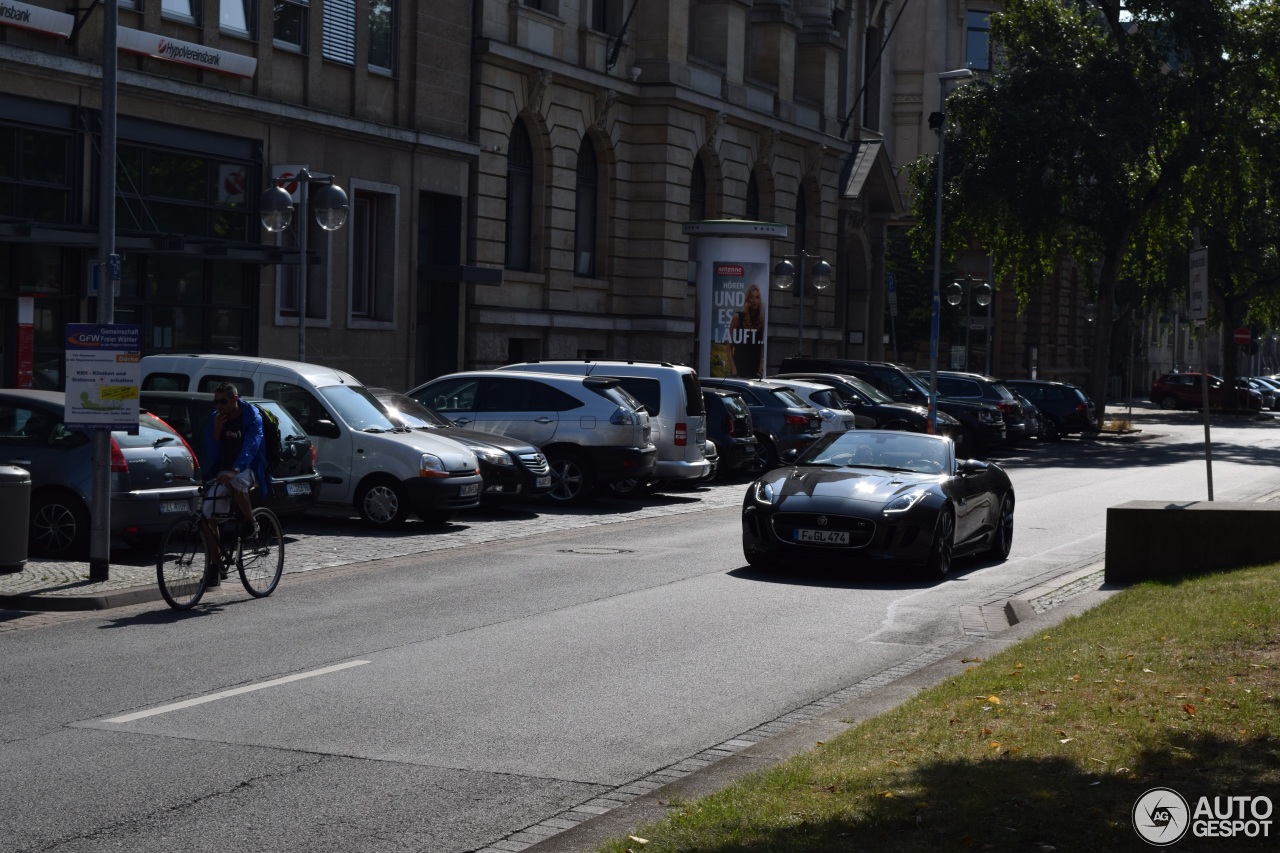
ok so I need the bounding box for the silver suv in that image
[405,370,657,505]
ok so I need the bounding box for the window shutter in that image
[322,0,356,64]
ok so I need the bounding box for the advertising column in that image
[683,221,786,379]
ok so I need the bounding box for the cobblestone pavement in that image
[0,480,751,611]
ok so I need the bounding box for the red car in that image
[1150,373,1261,411]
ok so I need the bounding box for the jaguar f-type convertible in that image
[741,429,1014,579]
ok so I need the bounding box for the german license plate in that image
[535,476,551,488]
[795,528,849,545]
[286,482,311,496]
[460,483,480,497]
[161,500,189,514]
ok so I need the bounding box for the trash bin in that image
[0,465,31,573]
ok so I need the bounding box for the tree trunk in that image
[1089,247,1123,426]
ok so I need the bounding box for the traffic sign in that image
[1234,327,1251,345]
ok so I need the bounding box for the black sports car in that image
[741,430,1014,579]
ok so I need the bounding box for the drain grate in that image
[557,547,635,555]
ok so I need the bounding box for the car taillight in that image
[997,401,1016,415]
[174,432,200,474]
[1076,402,1088,412]
[723,415,736,437]
[109,436,129,473]
[784,414,809,426]
[311,444,317,467]
[675,422,687,446]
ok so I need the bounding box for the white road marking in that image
[105,660,371,723]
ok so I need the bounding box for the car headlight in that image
[939,412,960,426]
[883,489,927,514]
[752,480,778,505]
[474,447,515,467]
[419,453,449,478]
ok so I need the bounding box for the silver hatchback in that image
[405,370,657,505]
[0,389,200,558]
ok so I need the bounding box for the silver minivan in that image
[499,360,710,493]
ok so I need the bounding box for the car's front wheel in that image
[923,508,955,581]
[1159,394,1179,410]
[356,477,410,528]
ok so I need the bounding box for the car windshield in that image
[842,376,893,404]
[376,393,453,429]
[799,431,949,475]
[318,385,401,432]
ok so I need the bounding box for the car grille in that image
[519,451,550,476]
[770,512,876,548]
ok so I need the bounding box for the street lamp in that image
[928,68,975,433]
[945,275,993,371]
[260,168,349,362]
[773,251,833,357]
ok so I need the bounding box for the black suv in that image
[1002,379,1098,439]
[933,371,1035,445]
[772,372,964,443]
[702,388,760,479]
[776,358,1005,457]
[700,377,823,474]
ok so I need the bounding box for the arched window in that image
[574,136,599,277]
[746,172,760,221]
[690,158,707,221]
[505,121,534,271]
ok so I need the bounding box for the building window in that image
[505,122,534,271]
[115,145,253,241]
[745,171,759,221]
[274,0,308,50]
[162,0,200,24]
[966,11,991,72]
[0,126,74,224]
[573,136,599,278]
[794,188,808,254]
[369,0,395,70]
[323,0,357,64]
[348,183,398,325]
[276,216,331,323]
[690,158,706,221]
[220,0,254,36]
[592,0,622,33]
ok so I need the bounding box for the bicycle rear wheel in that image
[157,516,209,610]
[238,508,283,597]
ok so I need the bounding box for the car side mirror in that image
[311,419,341,439]
[958,459,988,476]
[782,448,798,464]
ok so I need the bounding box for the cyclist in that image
[204,383,269,570]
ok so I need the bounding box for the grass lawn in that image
[596,564,1280,853]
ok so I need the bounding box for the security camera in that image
[629,66,642,82]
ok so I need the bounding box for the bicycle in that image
[156,478,285,610]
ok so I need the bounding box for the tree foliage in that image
[906,0,1279,416]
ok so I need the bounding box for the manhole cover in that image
[557,548,635,555]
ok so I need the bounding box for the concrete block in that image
[1105,500,1280,583]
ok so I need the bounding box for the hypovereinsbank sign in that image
[0,0,73,38]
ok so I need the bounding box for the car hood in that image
[410,425,540,456]
[762,466,940,506]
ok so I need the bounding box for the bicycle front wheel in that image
[157,516,209,610]
[238,508,284,597]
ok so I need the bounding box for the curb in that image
[0,584,162,612]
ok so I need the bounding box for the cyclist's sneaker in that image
[240,518,259,540]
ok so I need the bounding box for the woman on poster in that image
[728,283,766,378]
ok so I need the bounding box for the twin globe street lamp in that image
[946,274,993,372]
[259,169,349,362]
[773,251,833,357]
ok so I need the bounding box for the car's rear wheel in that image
[545,450,596,505]
[984,494,1014,560]
[747,435,778,477]
[1159,394,1179,410]
[1044,416,1065,442]
[29,490,90,559]
[356,477,410,528]
[923,509,955,581]
[606,477,654,498]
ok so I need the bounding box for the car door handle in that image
[8,458,32,466]
[534,417,553,424]
[453,417,471,426]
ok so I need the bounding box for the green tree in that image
[908,0,1274,418]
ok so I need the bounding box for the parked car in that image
[1149,372,1261,412]
[1239,379,1272,411]
[741,429,1014,579]
[701,388,760,479]
[933,371,1035,445]
[1002,379,1098,439]
[776,358,1005,458]
[366,388,552,505]
[699,377,824,475]
[139,354,484,528]
[405,370,657,505]
[0,389,201,558]
[1011,390,1047,440]
[1251,376,1280,409]
[772,372,963,443]
[766,377,857,434]
[498,360,710,493]
[139,390,323,519]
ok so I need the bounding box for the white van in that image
[498,360,709,490]
[139,354,483,528]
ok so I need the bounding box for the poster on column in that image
[711,261,769,378]
[64,324,141,433]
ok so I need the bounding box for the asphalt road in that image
[3,415,1280,853]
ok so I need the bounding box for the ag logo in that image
[1133,787,1190,845]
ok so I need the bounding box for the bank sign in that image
[0,0,72,37]
[117,27,257,77]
